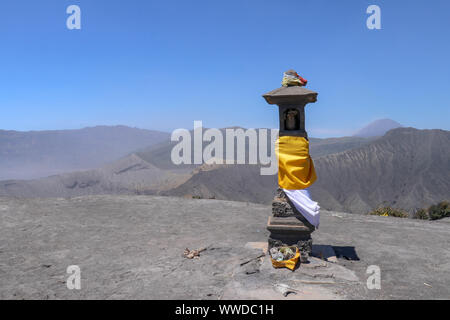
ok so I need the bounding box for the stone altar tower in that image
[262,85,318,262]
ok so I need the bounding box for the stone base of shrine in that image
[267,216,313,262]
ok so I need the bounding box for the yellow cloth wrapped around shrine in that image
[276,136,317,189]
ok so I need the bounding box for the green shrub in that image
[412,208,429,220]
[428,201,450,220]
[368,206,409,218]
[369,201,450,220]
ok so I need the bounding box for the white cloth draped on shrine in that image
[283,188,320,228]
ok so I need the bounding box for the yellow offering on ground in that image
[276,136,317,190]
[270,246,300,271]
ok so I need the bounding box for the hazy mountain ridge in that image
[0,126,170,180]
[311,127,450,212]
[0,128,373,200]
[163,127,450,213]
[309,136,377,158]
[137,129,374,170]
[1,124,448,215]
[0,153,190,198]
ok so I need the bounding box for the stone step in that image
[267,216,311,233]
[269,216,307,226]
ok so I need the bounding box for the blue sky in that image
[0,0,449,137]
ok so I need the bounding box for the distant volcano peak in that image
[353,118,402,137]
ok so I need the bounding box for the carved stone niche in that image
[262,85,317,138]
[279,105,306,137]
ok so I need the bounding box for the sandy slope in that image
[0,195,449,299]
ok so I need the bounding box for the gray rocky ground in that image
[0,195,449,299]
